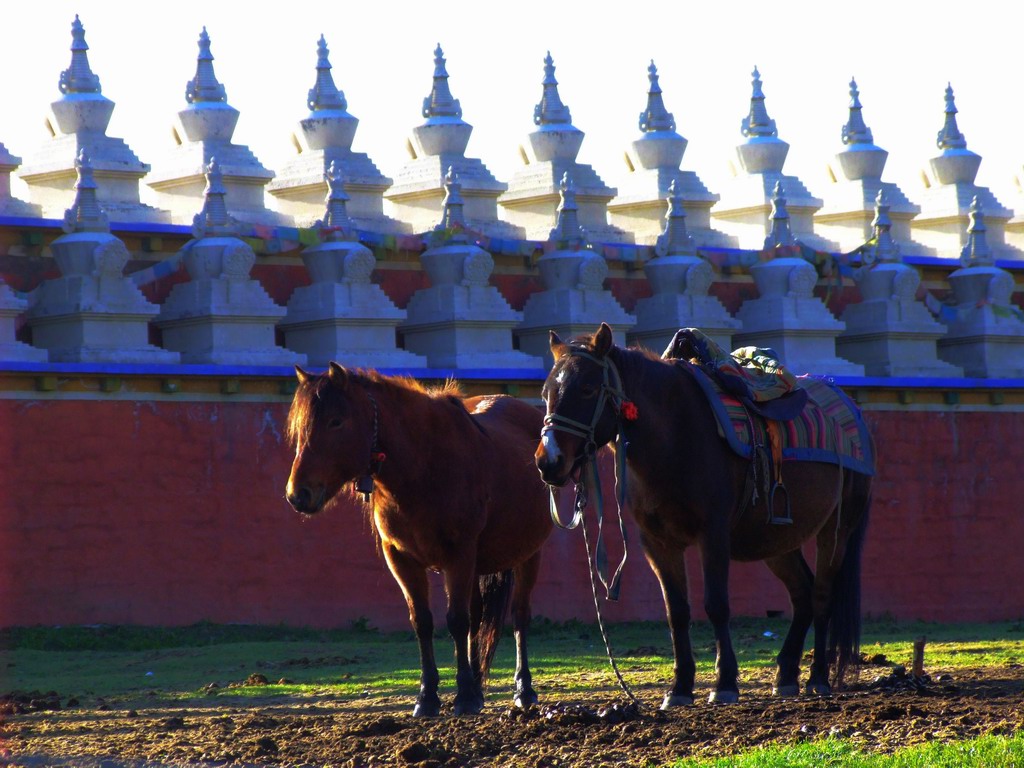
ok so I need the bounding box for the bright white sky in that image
[4,1,1023,210]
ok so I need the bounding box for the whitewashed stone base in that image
[0,286,47,362]
[281,283,426,369]
[401,283,541,369]
[517,289,635,368]
[629,294,740,355]
[157,279,303,366]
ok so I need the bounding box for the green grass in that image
[663,734,1024,767]
[2,616,1021,703]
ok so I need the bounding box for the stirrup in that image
[768,481,793,525]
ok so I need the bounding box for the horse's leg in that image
[806,496,859,696]
[468,581,484,696]
[382,545,441,717]
[701,536,739,704]
[443,563,484,715]
[511,551,542,708]
[764,551,815,696]
[642,536,696,708]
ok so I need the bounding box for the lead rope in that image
[580,487,642,708]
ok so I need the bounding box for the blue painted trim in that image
[0,360,549,381]
[827,375,1024,389]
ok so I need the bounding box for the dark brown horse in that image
[286,363,552,716]
[535,323,873,707]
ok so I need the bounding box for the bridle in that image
[541,346,628,458]
[541,345,630,600]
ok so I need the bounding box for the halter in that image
[542,345,631,600]
[355,391,386,502]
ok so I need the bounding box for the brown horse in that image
[535,323,873,707]
[285,363,552,716]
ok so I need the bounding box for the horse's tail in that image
[828,474,872,689]
[476,570,514,683]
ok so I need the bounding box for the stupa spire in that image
[58,15,102,94]
[185,27,228,104]
[422,44,462,119]
[321,160,352,232]
[308,35,346,112]
[868,189,899,263]
[936,83,968,150]
[960,196,993,267]
[741,66,777,138]
[534,52,573,126]
[550,173,587,244]
[656,180,695,255]
[435,167,468,241]
[192,157,236,237]
[61,150,109,233]
[639,60,676,133]
[841,77,874,145]
[764,181,795,248]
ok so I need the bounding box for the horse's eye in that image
[327,417,343,429]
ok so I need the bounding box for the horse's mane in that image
[286,368,464,447]
[568,332,684,395]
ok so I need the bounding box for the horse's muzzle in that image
[536,453,571,488]
[286,484,326,515]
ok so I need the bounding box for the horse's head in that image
[535,322,624,487]
[285,362,378,515]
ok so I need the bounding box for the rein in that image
[542,347,630,602]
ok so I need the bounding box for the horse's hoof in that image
[453,696,484,716]
[514,690,539,709]
[412,697,441,718]
[805,681,832,697]
[708,689,740,705]
[772,684,800,697]
[660,693,695,709]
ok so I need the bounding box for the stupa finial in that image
[765,181,795,248]
[741,66,777,138]
[185,27,228,104]
[192,157,237,237]
[534,52,573,126]
[321,160,352,231]
[960,196,993,267]
[58,15,102,95]
[656,179,694,255]
[422,44,462,119]
[308,34,347,112]
[841,77,874,146]
[868,189,900,263]
[936,83,968,151]
[435,167,468,241]
[62,149,109,233]
[550,172,587,244]
[639,60,676,133]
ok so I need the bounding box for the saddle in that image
[662,328,808,525]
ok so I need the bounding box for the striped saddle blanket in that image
[686,365,875,476]
[662,329,874,476]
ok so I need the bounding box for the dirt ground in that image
[3,663,1023,768]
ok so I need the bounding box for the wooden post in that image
[912,636,926,677]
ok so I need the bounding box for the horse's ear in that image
[593,323,614,357]
[327,361,350,389]
[549,330,567,360]
[294,365,311,385]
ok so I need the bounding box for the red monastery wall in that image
[1,397,1022,630]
